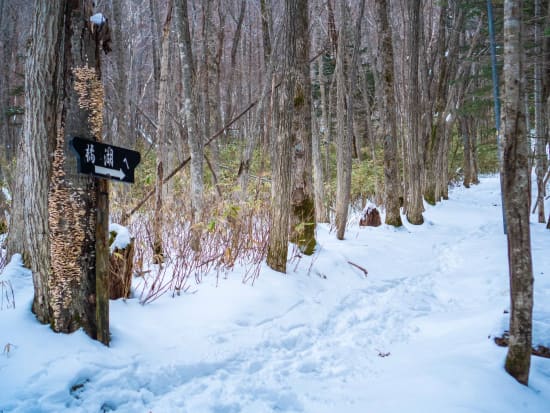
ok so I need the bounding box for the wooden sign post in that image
[72,137,140,345]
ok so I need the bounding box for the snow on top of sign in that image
[109,223,131,253]
[90,13,106,25]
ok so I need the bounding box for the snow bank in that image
[109,223,131,253]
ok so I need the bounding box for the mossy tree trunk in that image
[289,0,316,255]
[502,0,534,386]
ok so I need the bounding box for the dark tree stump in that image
[109,238,134,299]
[360,205,382,227]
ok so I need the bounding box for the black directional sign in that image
[71,137,141,183]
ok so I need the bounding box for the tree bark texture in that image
[21,0,65,321]
[460,117,473,188]
[48,0,104,336]
[424,3,462,205]
[152,0,173,263]
[267,0,297,273]
[175,0,202,251]
[534,0,547,223]
[373,0,402,227]
[335,1,352,240]
[289,0,316,255]
[111,0,130,147]
[312,59,328,224]
[405,0,424,225]
[502,0,533,386]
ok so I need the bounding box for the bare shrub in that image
[128,181,271,304]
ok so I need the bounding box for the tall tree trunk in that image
[148,0,161,116]
[200,1,214,179]
[21,0,65,321]
[4,2,29,260]
[502,0,533,386]
[260,0,271,63]
[460,117,473,188]
[223,0,246,123]
[111,0,130,147]
[534,0,547,223]
[175,0,202,251]
[545,0,550,229]
[289,0,316,254]
[374,0,402,227]
[313,57,328,223]
[267,0,297,273]
[152,0,173,263]
[405,0,424,224]
[237,0,272,197]
[335,1,352,239]
[48,0,105,336]
[349,0,366,164]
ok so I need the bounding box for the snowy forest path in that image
[2,177,550,412]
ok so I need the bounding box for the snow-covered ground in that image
[1,175,549,412]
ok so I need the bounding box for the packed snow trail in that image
[1,176,549,412]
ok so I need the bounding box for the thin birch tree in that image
[501,0,534,385]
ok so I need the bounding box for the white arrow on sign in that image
[94,165,126,180]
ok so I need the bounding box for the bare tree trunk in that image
[546,1,550,229]
[289,0,316,254]
[267,0,297,273]
[175,0,202,251]
[148,0,161,117]
[20,0,65,321]
[152,1,173,263]
[319,56,331,179]
[48,0,105,336]
[349,0,365,164]
[460,117,473,188]
[237,0,272,197]
[313,58,328,223]
[260,0,271,63]
[223,0,246,123]
[4,1,30,260]
[502,0,533,386]
[200,0,213,177]
[111,0,130,147]
[534,0,547,223]
[374,0,402,227]
[405,0,424,224]
[335,1,351,239]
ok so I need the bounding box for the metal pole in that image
[487,0,507,234]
